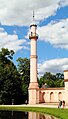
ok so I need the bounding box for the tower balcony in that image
[29,32,38,39]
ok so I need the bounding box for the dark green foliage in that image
[0,48,65,104]
[38,72,64,88]
[0,48,22,104]
[17,58,30,102]
[0,48,30,104]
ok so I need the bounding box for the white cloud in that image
[38,18,68,49]
[0,0,68,25]
[0,27,27,52]
[58,0,68,7]
[38,58,68,77]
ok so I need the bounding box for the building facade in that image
[39,70,68,105]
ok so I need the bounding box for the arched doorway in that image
[58,92,62,101]
[50,92,54,102]
[42,92,45,103]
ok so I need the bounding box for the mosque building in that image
[28,13,68,106]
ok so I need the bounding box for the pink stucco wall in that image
[39,88,65,103]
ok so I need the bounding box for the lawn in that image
[0,105,68,119]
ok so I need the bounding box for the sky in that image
[0,0,68,77]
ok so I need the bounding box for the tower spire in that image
[33,10,34,21]
[28,10,39,104]
[30,10,37,27]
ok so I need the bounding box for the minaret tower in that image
[28,11,39,104]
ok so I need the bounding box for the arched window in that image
[58,92,62,101]
[50,92,54,102]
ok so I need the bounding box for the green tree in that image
[56,73,64,80]
[38,76,46,88]
[17,58,30,102]
[0,48,22,104]
[39,72,64,88]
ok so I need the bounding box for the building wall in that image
[64,70,68,105]
[39,88,65,103]
[38,70,68,105]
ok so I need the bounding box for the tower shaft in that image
[28,18,39,104]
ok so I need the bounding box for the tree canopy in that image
[0,48,22,104]
[38,72,64,88]
[0,48,65,104]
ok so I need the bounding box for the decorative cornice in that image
[30,24,37,27]
[39,87,65,90]
[28,87,39,90]
[64,70,68,72]
[30,55,37,59]
[28,82,39,89]
[64,79,68,82]
[29,82,38,83]
[29,35,38,40]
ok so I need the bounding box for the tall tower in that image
[28,12,39,104]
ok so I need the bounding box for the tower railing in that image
[29,32,38,39]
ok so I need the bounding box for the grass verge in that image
[0,105,68,119]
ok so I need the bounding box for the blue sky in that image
[0,0,68,77]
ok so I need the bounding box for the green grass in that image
[0,105,68,119]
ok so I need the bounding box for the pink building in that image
[39,70,68,105]
[28,13,68,106]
